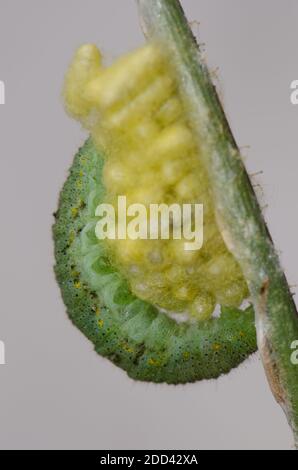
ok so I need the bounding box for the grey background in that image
[0,0,297,450]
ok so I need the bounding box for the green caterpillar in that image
[53,137,256,384]
[53,9,260,384]
[52,0,298,447]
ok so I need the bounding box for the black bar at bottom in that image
[0,448,295,463]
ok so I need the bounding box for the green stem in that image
[137,0,298,446]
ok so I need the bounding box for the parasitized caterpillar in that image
[53,3,298,447]
[53,137,256,384]
[53,0,298,445]
[53,32,258,383]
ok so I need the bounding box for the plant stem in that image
[137,0,298,446]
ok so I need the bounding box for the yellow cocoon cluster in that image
[63,43,248,321]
